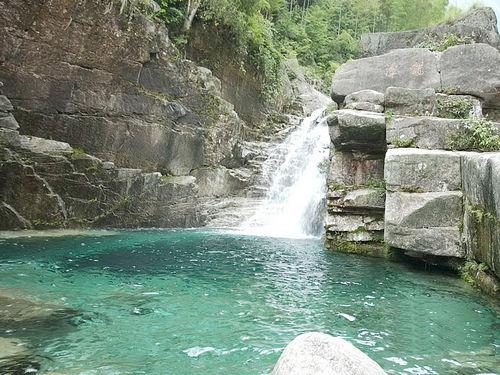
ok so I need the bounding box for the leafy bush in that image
[417,33,473,52]
[436,95,473,119]
[449,117,500,152]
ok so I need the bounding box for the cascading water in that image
[240,108,330,239]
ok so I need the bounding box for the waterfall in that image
[240,108,330,239]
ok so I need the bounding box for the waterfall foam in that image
[239,108,330,239]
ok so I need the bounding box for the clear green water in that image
[0,230,498,374]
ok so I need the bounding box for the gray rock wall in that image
[328,20,500,292]
[0,0,243,174]
[361,8,500,57]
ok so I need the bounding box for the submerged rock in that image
[271,332,387,375]
[0,337,39,374]
[0,288,77,327]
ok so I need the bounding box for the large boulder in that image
[360,8,500,57]
[440,43,500,114]
[461,152,500,277]
[271,332,387,375]
[385,191,464,257]
[327,110,386,153]
[385,87,436,116]
[385,148,461,192]
[331,49,440,104]
[386,116,471,150]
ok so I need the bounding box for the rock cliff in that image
[327,9,500,296]
[0,0,325,230]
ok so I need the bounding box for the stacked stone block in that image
[324,90,387,255]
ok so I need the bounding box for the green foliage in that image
[70,147,86,158]
[365,178,386,190]
[400,185,424,193]
[417,33,473,52]
[465,200,499,225]
[436,95,473,119]
[140,0,454,99]
[460,261,489,286]
[391,138,415,148]
[384,109,395,122]
[449,117,500,152]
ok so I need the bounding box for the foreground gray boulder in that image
[272,332,387,375]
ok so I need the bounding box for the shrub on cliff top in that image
[449,117,500,152]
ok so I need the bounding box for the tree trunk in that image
[182,0,202,33]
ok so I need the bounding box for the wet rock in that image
[328,151,385,187]
[0,289,77,327]
[327,110,386,153]
[385,87,436,116]
[385,148,461,192]
[440,43,500,113]
[325,214,384,233]
[385,191,464,257]
[331,49,440,104]
[329,188,385,212]
[271,332,387,375]
[360,8,500,56]
[0,129,203,229]
[191,166,251,197]
[0,337,39,374]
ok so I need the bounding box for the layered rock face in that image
[327,9,500,294]
[0,0,245,174]
[361,8,500,57]
[0,0,257,229]
[324,93,386,256]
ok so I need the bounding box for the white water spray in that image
[240,108,330,239]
